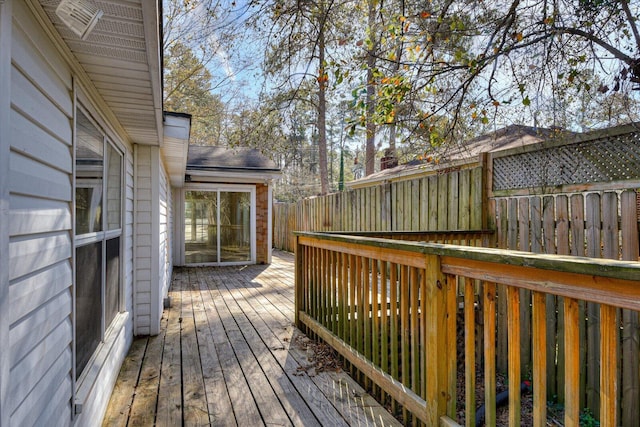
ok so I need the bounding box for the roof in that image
[37,0,163,146]
[36,1,193,187]
[185,146,281,184]
[348,125,559,189]
[435,125,558,161]
[187,146,280,172]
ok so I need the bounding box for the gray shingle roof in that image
[186,146,279,172]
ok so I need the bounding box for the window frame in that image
[73,105,125,388]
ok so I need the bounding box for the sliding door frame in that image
[177,184,256,266]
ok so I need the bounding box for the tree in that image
[260,0,330,193]
[366,0,640,137]
[164,42,226,144]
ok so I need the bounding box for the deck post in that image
[294,234,304,330]
[424,254,451,425]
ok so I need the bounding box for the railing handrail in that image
[294,231,640,282]
[319,229,494,236]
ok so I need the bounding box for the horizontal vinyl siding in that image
[8,3,73,426]
[135,145,152,335]
[125,150,134,316]
[159,161,171,304]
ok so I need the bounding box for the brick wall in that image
[256,184,269,263]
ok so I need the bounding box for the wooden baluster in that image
[401,265,410,422]
[484,282,497,427]
[330,250,336,334]
[363,256,372,390]
[411,268,421,398]
[372,259,380,397]
[600,304,618,427]
[464,277,476,427]
[339,252,348,341]
[564,297,580,427]
[533,291,547,426]
[446,274,457,419]
[294,238,303,329]
[349,254,357,350]
[390,262,399,414]
[507,285,521,427]
[380,261,389,405]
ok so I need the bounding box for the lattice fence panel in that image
[493,130,640,190]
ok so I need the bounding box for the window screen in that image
[75,242,102,379]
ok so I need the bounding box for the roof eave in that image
[141,0,163,146]
[186,169,282,185]
[163,112,192,187]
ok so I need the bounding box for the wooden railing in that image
[294,232,640,426]
[324,230,494,246]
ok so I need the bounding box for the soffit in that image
[38,0,163,146]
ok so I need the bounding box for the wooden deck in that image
[103,251,400,426]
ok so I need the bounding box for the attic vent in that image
[55,0,103,40]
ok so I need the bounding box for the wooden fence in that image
[274,164,485,248]
[491,190,640,422]
[295,232,640,426]
[275,124,640,425]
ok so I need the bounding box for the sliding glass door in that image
[219,191,251,262]
[184,187,254,265]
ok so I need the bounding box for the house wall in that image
[134,145,171,336]
[7,3,74,425]
[0,3,13,426]
[1,2,154,425]
[134,145,154,336]
[159,156,172,312]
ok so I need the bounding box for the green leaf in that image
[522,96,531,106]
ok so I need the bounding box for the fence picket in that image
[586,193,602,418]
[621,190,640,427]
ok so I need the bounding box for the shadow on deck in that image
[103,251,400,426]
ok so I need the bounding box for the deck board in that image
[103,251,400,426]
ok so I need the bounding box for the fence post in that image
[424,254,452,424]
[294,234,304,330]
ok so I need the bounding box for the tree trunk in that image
[317,24,329,194]
[365,0,377,176]
[387,2,404,159]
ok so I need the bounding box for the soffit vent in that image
[55,0,103,40]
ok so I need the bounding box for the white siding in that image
[8,3,73,426]
[125,150,134,316]
[134,145,153,335]
[159,160,172,304]
[0,4,12,424]
[4,3,137,426]
[134,146,174,336]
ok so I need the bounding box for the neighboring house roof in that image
[434,125,558,161]
[347,125,561,189]
[186,146,281,184]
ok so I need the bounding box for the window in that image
[74,109,123,379]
